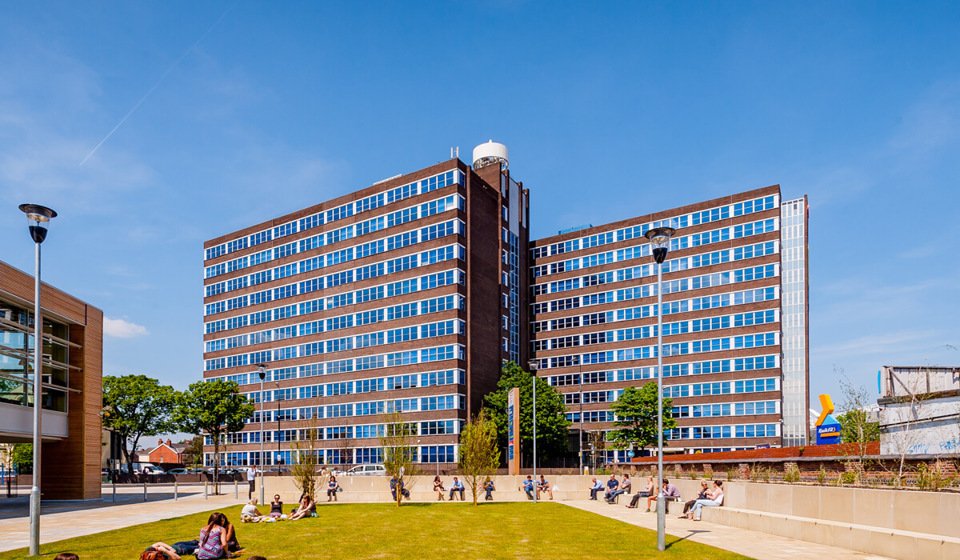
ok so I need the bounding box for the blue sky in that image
[1,1,958,408]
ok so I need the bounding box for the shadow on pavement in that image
[665,529,712,549]
[0,489,203,520]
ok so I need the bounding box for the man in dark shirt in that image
[606,473,631,503]
[603,474,619,501]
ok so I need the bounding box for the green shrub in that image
[839,471,858,485]
[816,466,827,485]
[783,464,801,483]
[916,462,953,491]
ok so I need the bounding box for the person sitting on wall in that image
[522,475,535,500]
[589,477,604,500]
[449,476,465,501]
[433,475,446,501]
[606,474,631,503]
[684,480,723,521]
[483,477,496,501]
[390,477,410,501]
[603,474,619,501]
[680,481,710,518]
[647,478,681,513]
[536,475,554,500]
[327,475,340,502]
[627,476,655,508]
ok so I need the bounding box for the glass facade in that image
[779,197,809,446]
[0,302,70,413]
[202,166,513,468]
[530,188,801,459]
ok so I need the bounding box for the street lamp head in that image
[527,359,538,373]
[256,364,267,381]
[18,204,57,244]
[644,226,675,264]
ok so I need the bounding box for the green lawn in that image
[2,503,752,560]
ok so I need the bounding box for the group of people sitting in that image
[520,474,554,500]
[587,474,721,517]
[239,493,318,523]
[430,475,496,500]
[141,490,327,559]
[680,479,724,520]
[142,511,245,559]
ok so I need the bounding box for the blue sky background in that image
[2,1,958,411]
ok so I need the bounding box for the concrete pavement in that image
[0,486,241,553]
[564,499,896,560]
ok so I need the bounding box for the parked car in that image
[131,462,162,475]
[166,467,189,475]
[340,464,387,476]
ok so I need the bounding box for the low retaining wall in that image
[256,475,603,504]
[663,478,960,560]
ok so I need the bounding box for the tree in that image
[458,410,501,505]
[608,383,677,454]
[837,409,880,445]
[11,444,32,473]
[835,371,883,483]
[379,412,417,506]
[102,374,178,474]
[180,435,205,468]
[291,428,319,499]
[484,361,570,466]
[174,379,254,494]
[587,430,606,470]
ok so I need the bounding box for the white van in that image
[343,464,386,476]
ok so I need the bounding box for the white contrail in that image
[80,4,236,166]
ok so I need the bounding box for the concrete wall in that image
[686,479,960,540]
[880,396,960,455]
[256,474,603,504]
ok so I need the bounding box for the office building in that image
[530,187,809,460]
[0,260,103,499]
[202,142,809,467]
[201,143,529,468]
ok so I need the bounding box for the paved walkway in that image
[0,487,241,553]
[565,499,894,560]
[0,490,900,559]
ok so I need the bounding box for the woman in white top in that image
[241,499,265,522]
[685,480,724,520]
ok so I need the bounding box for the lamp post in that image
[645,226,674,553]
[527,359,538,503]
[578,361,584,473]
[275,381,282,474]
[256,364,267,504]
[19,203,56,557]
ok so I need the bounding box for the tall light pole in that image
[275,381,282,473]
[527,359,538,503]
[645,226,674,553]
[19,204,56,557]
[256,364,267,504]
[578,361,584,473]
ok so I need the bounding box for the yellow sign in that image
[815,394,834,427]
